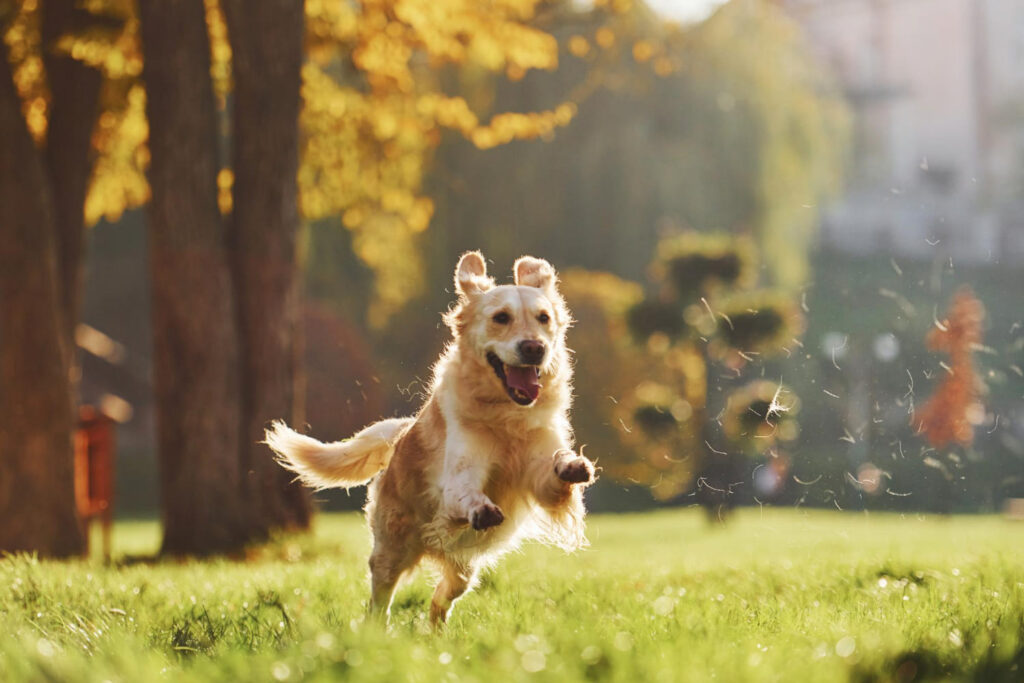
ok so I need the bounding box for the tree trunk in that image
[139,0,247,555]
[42,0,103,350]
[0,44,84,557]
[222,0,311,533]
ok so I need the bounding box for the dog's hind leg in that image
[367,545,419,622]
[429,561,475,627]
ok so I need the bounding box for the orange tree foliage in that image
[915,287,986,449]
[4,0,651,325]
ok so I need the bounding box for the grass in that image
[2,509,1023,682]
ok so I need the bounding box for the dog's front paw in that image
[471,502,505,530]
[556,456,594,484]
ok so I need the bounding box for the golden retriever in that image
[265,251,595,625]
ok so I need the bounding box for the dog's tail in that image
[265,418,413,490]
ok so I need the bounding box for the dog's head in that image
[445,251,571,407]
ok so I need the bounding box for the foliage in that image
[915,288,986,449]
[627,232,760,343]
[423,0,848,298]
[560,270,688,499]
[4,0,847,329]
[302,303,386,443]
[1,511,1023,681]
[710,289,805,361]
[301,0,593,323]
[654,231,757,299]
[5,0,845,326]
[3,0,46,142]
[616,366,703,499]
[625,298,687,341]
[566,232,805,501]
[635,232,804,469]
[2,0,146,224]
[628,233,806,362]
[721,379,800,456]
[683,0,849,288]
[3,0,630,326]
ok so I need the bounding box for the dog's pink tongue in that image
[505,366,541,401]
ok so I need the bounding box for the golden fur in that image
[266,252,594,625]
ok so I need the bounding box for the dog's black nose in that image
[518,339,546,365]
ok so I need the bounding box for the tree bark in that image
[139,0,247,555]
[41,0,103,349]
[222,0,311,533]
[0,43,84,557]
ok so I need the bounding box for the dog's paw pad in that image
[471,503,504,530]
[557,458,594,484]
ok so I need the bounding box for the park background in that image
[1,0,1023,554]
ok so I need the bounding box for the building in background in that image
[782,0,1024,263]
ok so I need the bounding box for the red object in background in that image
[914,287,986,449]
[75,406,116,561]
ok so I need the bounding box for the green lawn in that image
[2,509,1023,682]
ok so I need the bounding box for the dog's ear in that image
[514,256,557,293]
[455,250,494,297]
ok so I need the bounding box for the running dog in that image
[265,251,594,625]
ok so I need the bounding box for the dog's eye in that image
[537,312,550,324]
[492,312,511,324]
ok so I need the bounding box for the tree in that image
[0,0,113,557]
[629,233,804,520]
[42,0,104,345]
[915,288,986,449]
[138,0,249,554]
[0,32,81,556]
[565,233,804,519]
[222,0,311,533]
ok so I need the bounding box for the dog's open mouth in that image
[486,352,541,406]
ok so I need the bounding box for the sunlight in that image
[646,0,728,23]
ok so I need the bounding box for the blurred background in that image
[1,0,1022,556]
